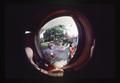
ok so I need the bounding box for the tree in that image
[43,25,65,42]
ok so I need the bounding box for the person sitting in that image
[69,43,75,58]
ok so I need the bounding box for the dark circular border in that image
[34,9,94,71]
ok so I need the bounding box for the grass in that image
[40,42,49,49]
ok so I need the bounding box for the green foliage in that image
[43,25,65,42]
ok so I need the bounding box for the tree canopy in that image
[43,25,65,42]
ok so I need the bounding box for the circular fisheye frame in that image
[24,9,95,77]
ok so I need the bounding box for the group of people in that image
[48,43,75,58]
[41,41,76,69]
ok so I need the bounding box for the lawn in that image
[40,42,49,49]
